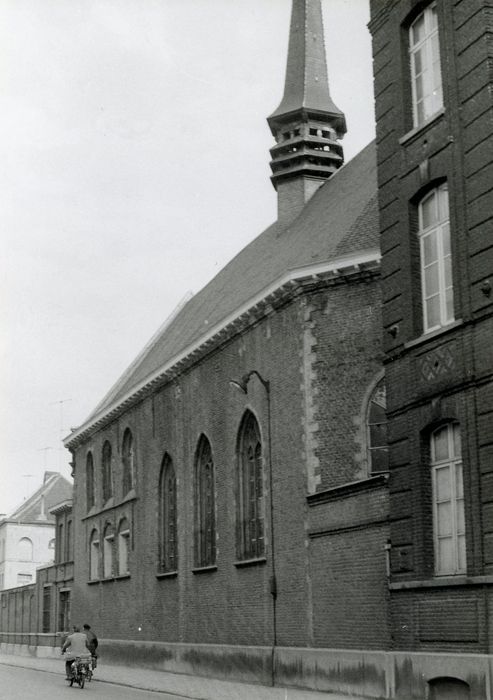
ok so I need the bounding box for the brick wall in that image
[70,274,387,651]
[370,0,493,652]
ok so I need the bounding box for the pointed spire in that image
[267,0,347,225]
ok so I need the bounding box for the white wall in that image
[0,522,55,589]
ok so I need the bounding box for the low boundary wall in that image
[1,637,492,699]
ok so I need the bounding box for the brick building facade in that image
[62,0,392,687]
[369,0,493,663]
[2,1,492,697]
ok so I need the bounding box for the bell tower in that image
[268,0,346,226]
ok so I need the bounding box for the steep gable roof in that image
[5,472,73,524]
[67,140,379,445]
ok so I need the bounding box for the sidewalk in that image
[0,651,368,700]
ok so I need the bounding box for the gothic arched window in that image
[237,411,264,560]
[122,428,135,497]
[194,436,216,568]
[86,452,95,511]
[159,454,177,573]
[367,377,389,474]
[102,441,113,504]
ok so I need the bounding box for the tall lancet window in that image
[367,378,389,474]
[236,411,264,561]
[194,436,216,568]
[102,441,113,504]
[159,454,177,573]
[122,428,135,497]
[86,452,95,511]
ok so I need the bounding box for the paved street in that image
[0,664,190,700]
[0,652,365,700]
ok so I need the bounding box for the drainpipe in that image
[229,371,277,687]
[384,540,392,582]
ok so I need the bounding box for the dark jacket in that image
[84,629,98,654]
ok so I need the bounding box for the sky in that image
[0,0,375,516]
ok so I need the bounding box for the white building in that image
[0,472,72,590]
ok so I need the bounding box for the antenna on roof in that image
[51,399,72,469]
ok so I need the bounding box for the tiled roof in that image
[76,140,378,434]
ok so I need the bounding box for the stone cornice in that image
[64,252,380,450]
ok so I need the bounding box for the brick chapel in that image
[2,1,492,698]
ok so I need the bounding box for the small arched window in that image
[431,422,465,575]
[86,452,95,511]
[102,441,113,503]
[18,537,33,562]
[194,436,216,568]
[367,377,388,474]
[117,518,130,576]
[159,454,177,573]
[89,529,99,581]
[237,411,264,560]
[103,523,114,578]
[122,429,135,496]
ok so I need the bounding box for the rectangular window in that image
[90,538,99,580]
[58,590,71,632]
[103,535,114,578]
[56,524,64,563]
[419,184,453,332]
[66,521,73,561]
[409,3,443,127]
[432,423,466,575]
[42,586,51,633]
[118,529,129,576]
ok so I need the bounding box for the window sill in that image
[87,574,129,584]
[234,557,266,568]
[156,571,178,580]
[398,108,445,147]
[192,565,217,575]
[404,319,463,351]
[389,574,493,590]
